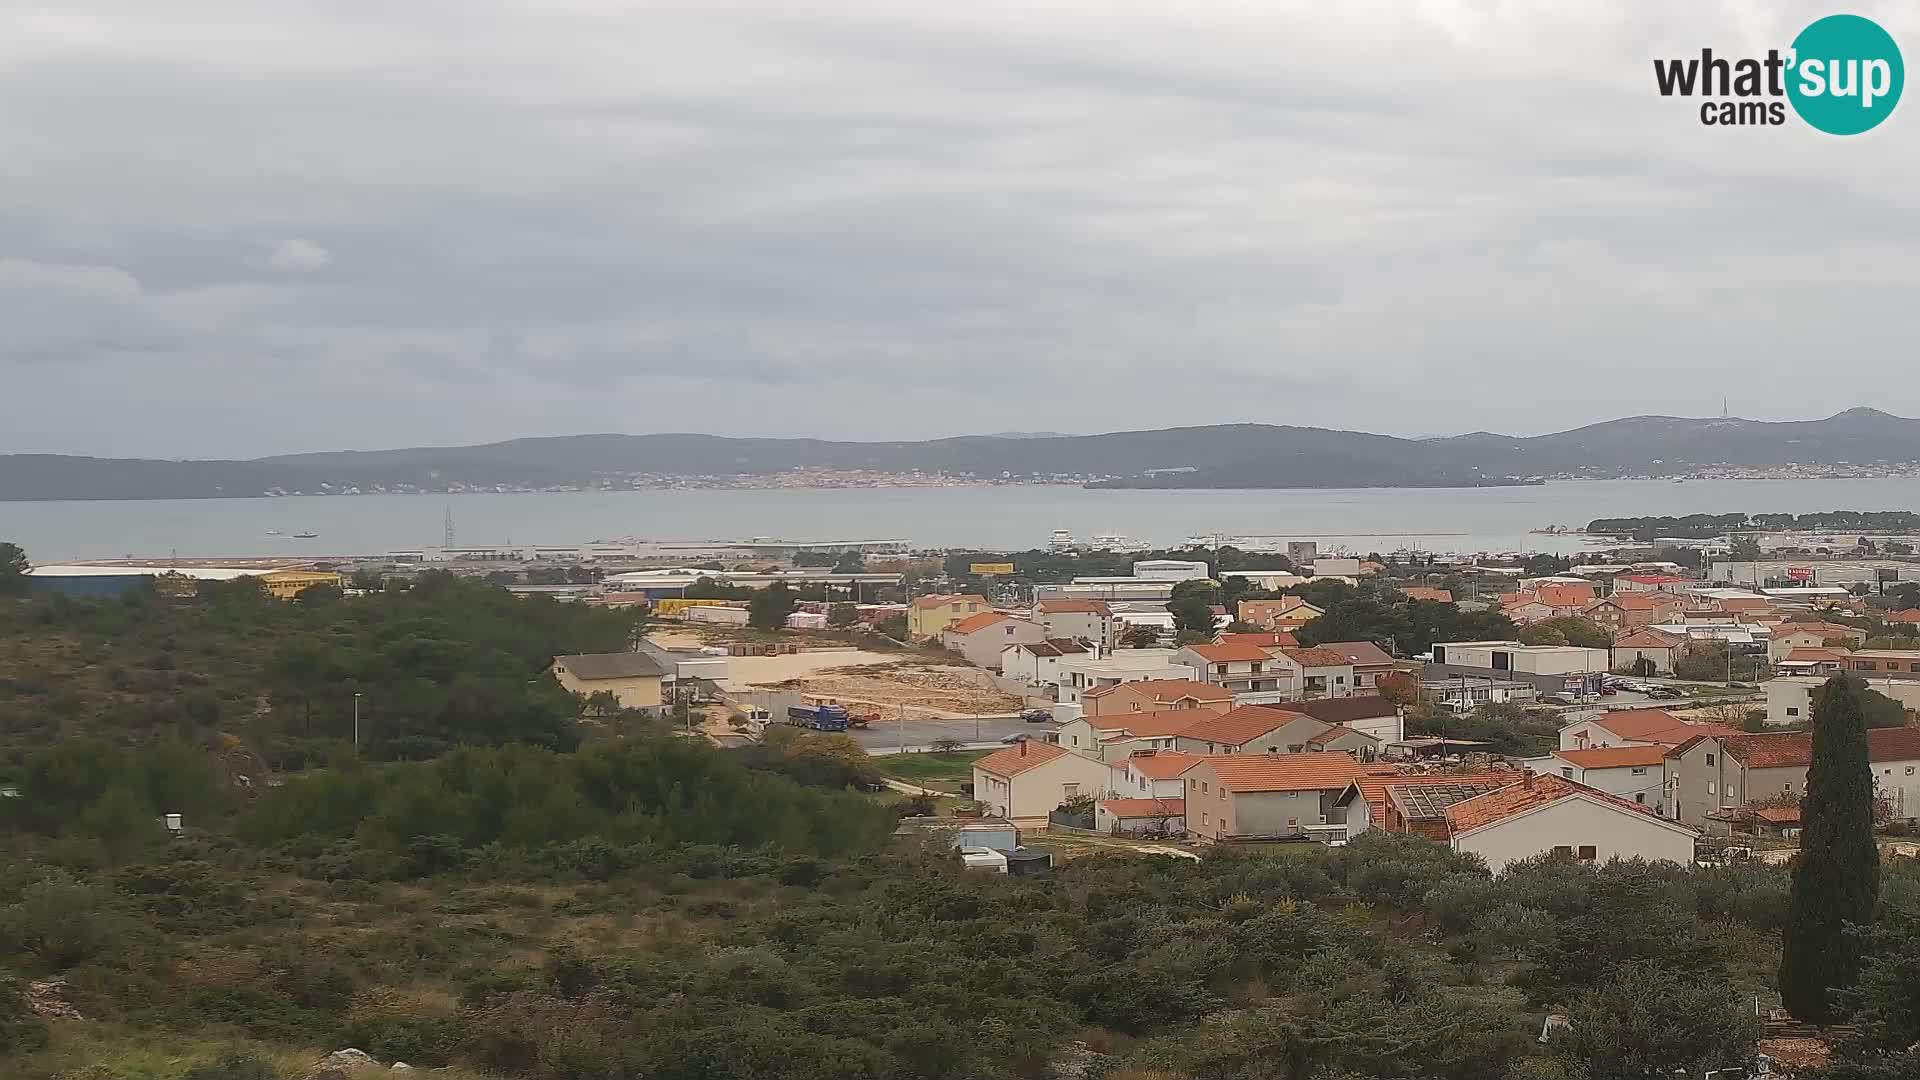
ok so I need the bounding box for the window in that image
[1287,818,1297,827]
[1635,793,1646,804]
[1552,845,1573,857]
[1201,812,1209,826]
[1578,845,1598,862]
[1787,707,1800,717]
[1706,754,1716,766]
[1708,781,1717,795]
[1336,676,1346,684]
[1063,783,1079,797]
[1560,767,1573,779]
[1631,767,1647,776]
[1909,767,1916,776]
[1201,781,1209,793]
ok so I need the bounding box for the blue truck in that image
[787,702,851,731]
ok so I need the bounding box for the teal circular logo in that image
[1788,14,1903,135]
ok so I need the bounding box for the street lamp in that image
[352,692,362,756]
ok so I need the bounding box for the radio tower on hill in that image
[444,506,455,550]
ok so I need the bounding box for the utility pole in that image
[352,692,362,756]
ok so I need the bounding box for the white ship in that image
[1047,529,1075,551]
[1089,532,1151,553]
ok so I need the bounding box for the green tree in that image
[1518,624,1569,647]
[832,551,865,574]
[1781,674,1882,1023]
[1119,625,1161,648]
[1527,616,1611,649]
[1560,962,1760,1080]
[1168,579,1217,638]
[1847,901,1920,1051]
[749,582,799,630]
[0,542,27,597]
[1730,534,1764,561]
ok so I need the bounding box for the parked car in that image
[1020,708,1052,724]
[1540,693,1577,706]
[1644,685,1683,700]
[1000,733,1030,744]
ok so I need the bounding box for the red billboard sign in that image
[1787,566,1814,582]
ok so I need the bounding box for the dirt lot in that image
[753,659,1021,719]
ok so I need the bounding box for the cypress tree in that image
[1779,674,1881,1023]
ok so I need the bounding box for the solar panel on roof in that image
[1391,781,1511,820]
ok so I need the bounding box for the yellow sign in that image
[970,562,1015,576]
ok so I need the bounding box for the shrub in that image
[0,972,49,1056]
[183,1054,278,1080]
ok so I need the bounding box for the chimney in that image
[1522,767,1535,790]
[1019,740,1028,757]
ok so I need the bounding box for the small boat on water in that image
[293,531,318,539]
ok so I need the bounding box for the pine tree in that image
[1780,673,1881,1023]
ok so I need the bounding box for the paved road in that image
[853,714,1041,753]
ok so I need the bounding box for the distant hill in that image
[5,408,1920,500]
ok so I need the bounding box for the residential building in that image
[258,569,347,600]
[1182,754,1369,843]
[1172,706,1326,756]
[1617,574,1695,594]
[1766,673,1920,726]
[1175,642,1285,695]
[1237,597,1324,633]
[1057,708,1221,760]
[999,638,1090,687]
[549,652,668,712]
[1664,732,1814,828]
[1095,797,1186,835]
[941,613,1045,670]
[1032,599,1117,649]
[1337,770,1517,838]
[1845,649,1920,680]
[907,593,990,640]
[1271,647,1358,700]
[1610,628,1688,676]
[1216,630,1300,650]
[1444,773,1699,874]
[1080,678,1232,717]
[1583,593,1682,635]
[1559,708,1738,752]
[1309,640,1396,691]
[1107,749,1206,800]
[1767,622,1869,662]
[1428,640,1612,696]
[971,740,1115,825]
[1291,695,1406,743]
[1774,648,1851,678]
[1525,745,1670,813]
[1423,676,1540,709]
[1399,586,1454,603]
[1305,724,1382,758]
[1056,651,1198,703]
[1887,609,1920,625]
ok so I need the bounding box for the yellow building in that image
[906,593,991,640]
[653,597,735,618]
[550,652,668,711]
[257,569,345,600]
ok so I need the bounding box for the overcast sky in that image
[3,1,1917,458]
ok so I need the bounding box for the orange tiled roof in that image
[1305,724,1373,747]
[1183,642,1275,663]
[1589,709,1731,746]
[1120,750,1208,779]
[1086,708,1226,738]
[1870,727,1920,763]
[1553,745,1669,769]
[1098,797,1185,818]
[1177,705,1308,747]
[974,739,1072,778]
[1445,773,1663,835]
[1782,647,1850,663]
[1312,640,1395,667]
[1753,805,1801,824]
[1534,583,1597,607]
[945,612,1009,635]
[1191,752,1366,793]
[1097,678,1232,703]
[1282,647,1354,668]
[1399,586,1453,603]
[1036,599,1113,615]
[1887,609,1920,623]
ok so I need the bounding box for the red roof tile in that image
[1721,733,1812,769]
[1098,679,1232,703]
[974,739,1072,778]
[1305,724,1374,747]
[1444,773,1671,835]
[1119,750,1209,779]
[1312,640,1396,667]
[945,612,1010,635]
[1218,631,1299,649]
[1176,705,1309,747]
[1553,745,1669,769]
[1086,708,1226,737]
[1282,647,1354,667]
[1190,753,1365,793]
[1035,599,1113,615]
[1399,586,1454,603]
[1589,709,1739,747]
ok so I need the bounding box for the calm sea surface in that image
[5,478,1920,562]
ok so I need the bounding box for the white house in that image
[1443,773,1699,874]
[1522,745,1670,814]
[1175,642,1285,696]
[1107,749,1205,800]
[1000,638,1090,687]
[1056,649,1197,703]
[971,740,1116,825]
[942,613,1046,670]
[1557,708,1735,752]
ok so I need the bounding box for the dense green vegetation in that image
[1587,511,1920,539]
[0,569,643,777]
[7,549,1920,1079]
[1289,581,1517,655]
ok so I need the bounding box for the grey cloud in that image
[0,0,1917,457]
